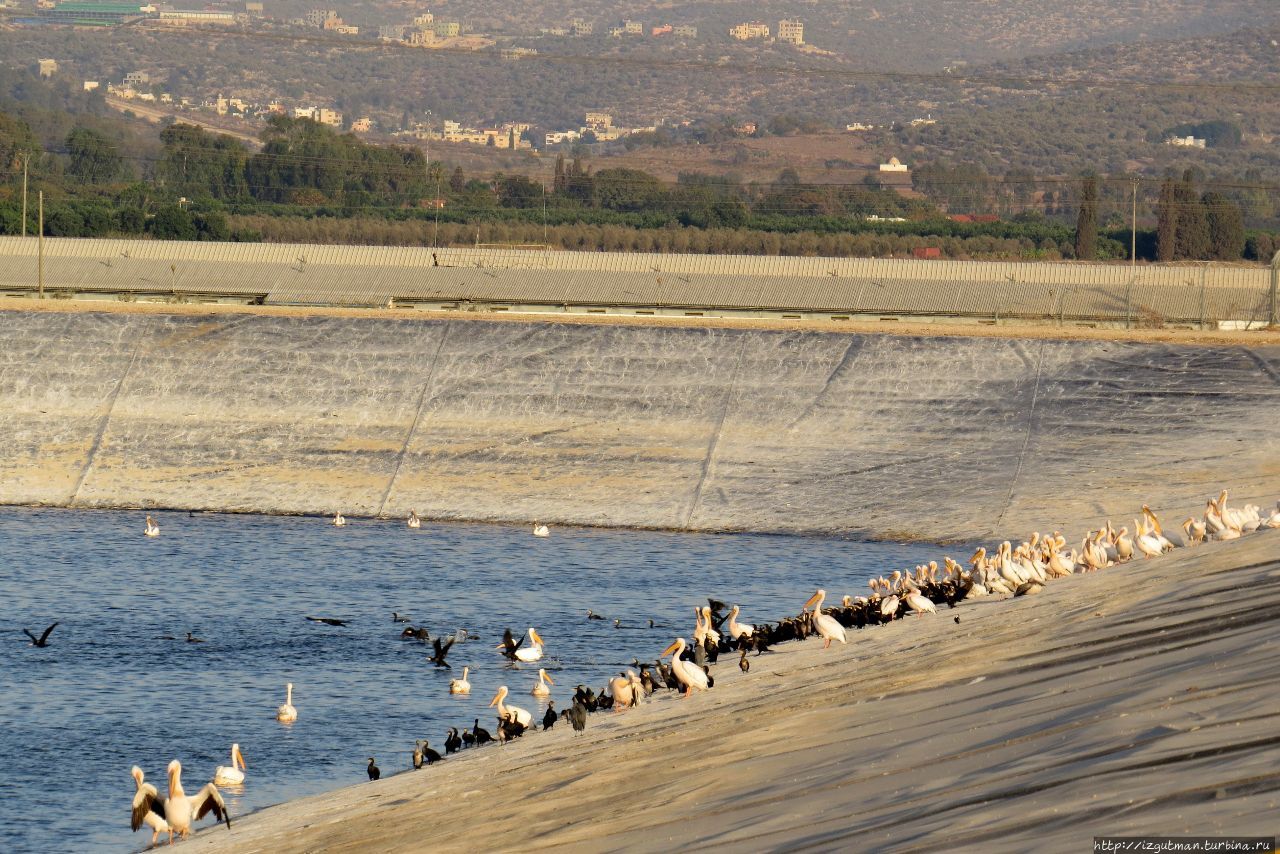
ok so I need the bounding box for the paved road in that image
[105,96,263,147]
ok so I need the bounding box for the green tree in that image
[449,166,465,194]
[65,126,122,184]
[1174,170,1210,260]
[497,174,543,208]
[1202,192,1244,260]
[1155,177,1176,261]
[1073,174,1098,260]
[149,205,198,240]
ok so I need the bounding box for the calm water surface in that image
[0,507,948,852]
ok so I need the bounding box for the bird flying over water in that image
[306,616,350,627]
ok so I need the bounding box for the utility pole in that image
[37,190,44,299]
[1130,176,1138,269]
[20,152,29,238]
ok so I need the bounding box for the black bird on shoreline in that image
[444,727,462,754]
[23,622,58,647]
[367,758,380,781]
[566,701,588,734]
[471,718,493,745]
[542,702,557,731]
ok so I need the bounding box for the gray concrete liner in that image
[1,309,1277,540]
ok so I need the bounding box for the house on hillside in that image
[879,157,909,172]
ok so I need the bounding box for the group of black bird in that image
[370,584,976,783]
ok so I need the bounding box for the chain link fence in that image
[0,237,1274,328]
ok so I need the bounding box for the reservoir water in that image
[0,507,949,851]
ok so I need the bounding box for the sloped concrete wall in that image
[2,309,1277,540]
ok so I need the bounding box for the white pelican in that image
[1135,519,1162,558]
[803,589,847,649]
[511,627,545,662]
[213,743,246,786]
[661,637,710,697]
[532,523,549,537]
[276,682,298,722]
[904,589,936,617]
[609,670,642,710]
[144,515,160,538]
[332,512,346,527]
[727,605,754,641]
[407,510,421,529]
[449,666,471,695]
[531,667,554,697]
[131,766,172,848]
[149,760,230,840]
[489,685,533,728]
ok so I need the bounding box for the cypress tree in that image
[1156,177,1176,261]
[553,153,566,194]
[449,166,465,194]
[1174,171,1210,260]
[1202,192,1244,260]
[1073,174,1098,260]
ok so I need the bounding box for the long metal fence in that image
[0,236,1274,327]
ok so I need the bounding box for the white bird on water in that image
[213,743,247,786]
[332,512,346,527]
[144,515,160,538]
[276,682,298,722]
[407,510,421,529]
[531,667,555,697]
[449,666,471,695]
[533,523,550,538]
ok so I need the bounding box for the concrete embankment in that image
[1,305,1278,540]
[188,529,1280,853]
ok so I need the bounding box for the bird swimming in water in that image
[401,626,430,641]
[531,667,554,696]
[22,622,57,647]
[212,744,247,786]
[185,632,204,644]
[144,515,160,538]
[367,758,380,780]
[276,682,298,722]
[407,510,421,529]
[586,610,606,620]
[332,512,346,527]
[392,612,411,624]
[449,665,471,694]
[533,523,550,537]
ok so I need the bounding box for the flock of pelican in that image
[126,490,1276,846]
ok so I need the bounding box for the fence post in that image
[1125,278,1133,329]
[1199,267,1206,330]
[1271,250,1279,328]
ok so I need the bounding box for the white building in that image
[879,157,909,172]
